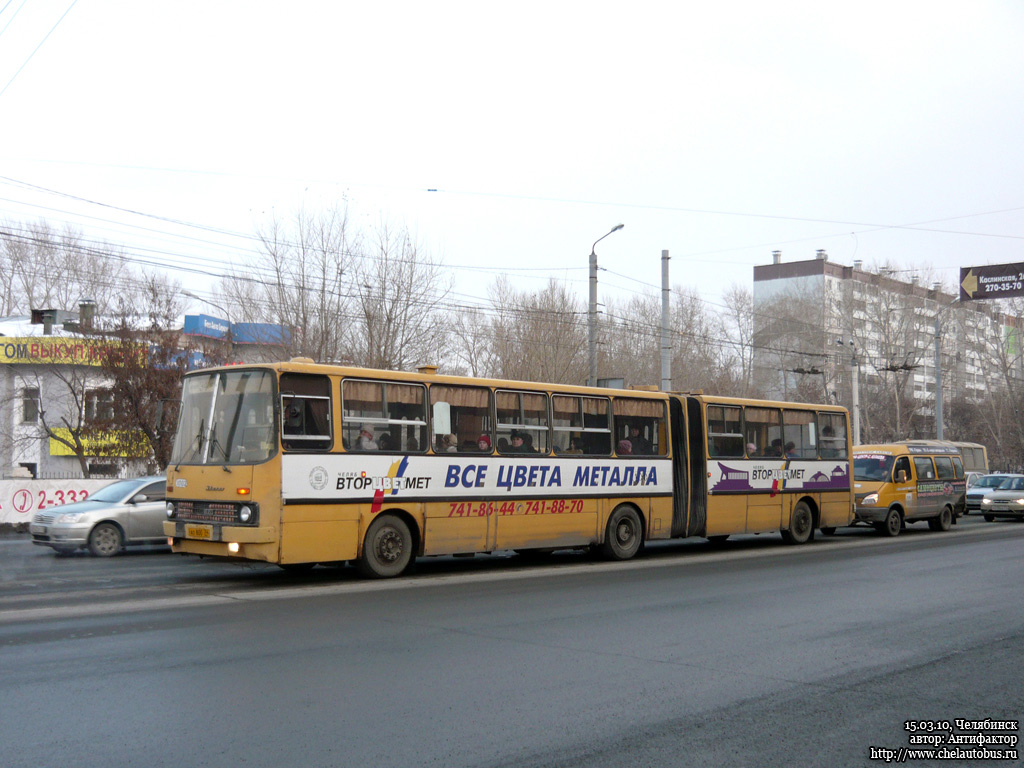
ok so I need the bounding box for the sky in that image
[1,1,1023,322]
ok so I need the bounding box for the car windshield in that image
[854,455,894,482]
[87,479,149,504]
[171,369,276,466]
[997,477,1024,491]
[977,476,1009,488]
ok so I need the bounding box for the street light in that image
[183,290,234,355]
[183,290,230,320]
[588,224,624,387]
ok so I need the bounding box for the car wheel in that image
[600,505,643,560]
[983,514,995,522]
[881,508,902,537]
[359,514,413,578]
[781,501,813,544]
[88,522,124,557]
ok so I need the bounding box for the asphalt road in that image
[2,517,1022,768]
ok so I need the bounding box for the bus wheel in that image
[881,509,902,537]
[929,506,953,532]
[601,506,643,561]
[359,515,413,578]
[782,502,813,545]
[819,527,836,536]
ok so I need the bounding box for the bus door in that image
[669,397,689,538]
[891,454,915,516]
[684,397,707,537]
[911,455,938,517]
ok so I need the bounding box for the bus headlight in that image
[166,503,175,519]
[239,505,252,523]
[862,493,878,506]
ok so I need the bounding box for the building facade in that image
[752,252,1021,443]
[0,308,289,479]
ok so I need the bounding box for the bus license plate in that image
[185,524,213,540]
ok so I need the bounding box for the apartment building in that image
[751,251,1020,441]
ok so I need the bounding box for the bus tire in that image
[600,505,643,561]
[928,506,953,532]
[881,508,902,537]
[359,514,413,578]
[781,502,813,545]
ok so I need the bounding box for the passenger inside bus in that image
[356,424,378,450]
[628,425,652,454]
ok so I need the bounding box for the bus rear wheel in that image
[600,505,642,561]
[359,514,413,578]
[781,502,813,545]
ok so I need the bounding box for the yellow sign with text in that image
[49,429,150,458]
[0,337,145,366]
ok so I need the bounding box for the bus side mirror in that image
[896,469,907,483]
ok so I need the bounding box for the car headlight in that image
[57,512,85,523]
[862,493,878,506]
[239,505,252,523]
[982,498,993,505]
[166,502,175,519]
[1014,498,1024,506]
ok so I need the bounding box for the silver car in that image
[967,473,1023,515]
[29,476,167,557]
[980,475,1024,522]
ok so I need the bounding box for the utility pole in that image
[838,339,860,445]
[660,250,671,391]
[587,224,624,387]
[935,313,943,439]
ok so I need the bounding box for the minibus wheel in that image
[881,508,902,537]
[601,505,642,560]
[928,506,953,532]
[359,514,413,578]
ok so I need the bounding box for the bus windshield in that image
[854,455,894,482]
[171,369,276,466]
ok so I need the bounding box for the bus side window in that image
[280,373,332,452]
[912,456,934,480]
[893,456,911,482]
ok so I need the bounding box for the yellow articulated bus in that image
[163,360,853,577]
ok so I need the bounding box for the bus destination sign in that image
[960,262,1024,301]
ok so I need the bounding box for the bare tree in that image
[0,219,120,316]
[221,206,355,362]
[486,277,587,384]
[347,220,453,371]
[98,273,220,472]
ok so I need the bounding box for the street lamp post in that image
[183,290,234,357]
[588,224,624,387]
